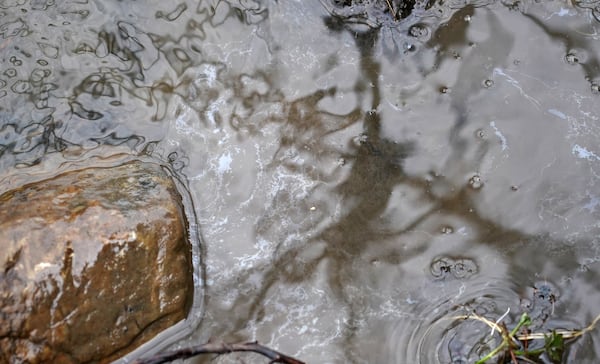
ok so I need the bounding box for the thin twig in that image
[384,0,397,20]
[492,307,510,336]
[449,312,600,341]
[134,341,305,364]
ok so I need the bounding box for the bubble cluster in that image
[430,256,478,280]
[441,225,454,234]
[408,23,429,39]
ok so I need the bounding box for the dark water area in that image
[1,0,600,363]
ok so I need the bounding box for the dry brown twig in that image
[134,341,305,364]
[384,0,397,20]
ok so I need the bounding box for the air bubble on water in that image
[565,52,579,65]
[468,174,483,189]
[441,225,454,234]
[430,256,478,280]
[482,79,493,88]
[9,56,22,66]
[11,80,31,94]
[430,257,452,279]
[4,69,17,78]
[404,43,416,52]
[452,259,476,279]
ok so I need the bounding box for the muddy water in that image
[1,0,600,363]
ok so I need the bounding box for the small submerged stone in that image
[0,161,193,363]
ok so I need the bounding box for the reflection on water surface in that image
[2,0,600,362]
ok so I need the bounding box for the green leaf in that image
[510,313,531,336]
[544,331,564,363]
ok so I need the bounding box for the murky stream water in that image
[2,0,600,363]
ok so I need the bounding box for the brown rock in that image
[0,161,193,363]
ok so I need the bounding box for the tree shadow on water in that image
[206,22,433,359]
[199,9,598,363]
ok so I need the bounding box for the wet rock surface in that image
[0,161,193,363]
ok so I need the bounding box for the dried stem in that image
[384,0,398,20]
[134,341,305,364]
